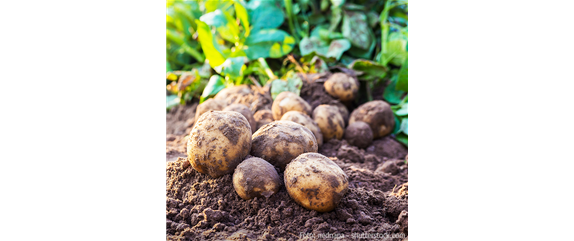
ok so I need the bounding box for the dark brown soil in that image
[167,80,408,240]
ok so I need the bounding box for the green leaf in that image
[395,103,408,116]
[326,39,351,60]
[247,0,285,30]
[329,7,342,32]
[199,9,227,27]
[330,0,345,8]
[166,95,180,110]
[243,29,295,60]
[395,133,408,146]
[299,36,329,56]
[234,2,250,36]
[205,0,232,13]
[349,59,387,78]
[310,56,329,73]
[214,57,247,80]
[200,75,226,102]
[392,115,401,134]
[166,61,172,72]
[195,20,226,68]
[341,10,373,49]
[270,71,303,100]
[396,56,408,91]
[382,31,408,66]
[400,118,408,135]
[383,75,405,104]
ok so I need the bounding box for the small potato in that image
[272,91,312,120]
[313,105,345,141]
[223,104,257,134]
[251,120,318,170]
[194,99,226,124]
[284,153,349,212]
[233,157,281,200]
[328,100,349,124]
[344,121,373,149]
[349,100,395,139]
[187,111,252,178]
[281,110,323,147]
[324,73,359,101]
[253,109,273,131]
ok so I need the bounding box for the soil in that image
[166,77,408,240]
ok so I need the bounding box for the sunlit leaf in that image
[234,2,250,36]
[349,59,387,78]
[199,9,227,27]
[271,71,303,100]
[395,103,408,116]
[326,39,351,60]
[341,10,373,49]
[214,57,247,79]
[195,20,226,67]
[247,0,285,30]
[201,75,226,103]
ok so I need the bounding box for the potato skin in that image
[223,104,256,134]
[313,105,345,141]
[349,100,395,139]
[251,120,318,170]
[187,111,252,178]
[324,73,359,101]
[329,100,349,124]
[194,99,226,124]
[272,91,312,120]
[253,109,273,131]
[233,157,281,200]
[284,153,349,212]
[344,121,373,149]
[214,85,252,103]
[281,110,323,147]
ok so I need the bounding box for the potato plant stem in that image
[258,58,277,80]
[284,0,300,43]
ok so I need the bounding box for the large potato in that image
[194,99,226,124]
[349,100,395,138]
[223,104,257,134]
[251,120,318,170]
[233,157,281,200]
[280,110,323,147]
[329,100,349,124]
[271,91,312,120]
[324,73,359,101]
[284,153,349,212]
[214,85,252,103]
[187,111,252,178]
[313,105,345,141]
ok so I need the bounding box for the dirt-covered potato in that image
[214,85,252,103]
[312,105,345,141]
[349,100,395,139]
[233,157,281,200]
[284,153,349,212]
[271,91,312,120]
[344,121,373,149]
[280,111,323,147]
[324,73,359,101]
[223,104,257,134]
[253,109,273,131]
[251,120,318,170]
[194,99,226,124]
[187,111,252,178]
[328,100,349,124]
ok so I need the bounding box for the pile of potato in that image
[185,73,396,212]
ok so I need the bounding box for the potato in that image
[223,104,257,134]
[194,99,226,124]
[349,100,395,138]
[214,85,252,103]
[253,109,273,131]
[187,111,252,178]
[312,105,345,141]
[271,91,312,120]
[328,100,349,124]
[251,120,318,170]
[344,121,373,149]
[233,157,281,200]
[280,110,323,147]
[324,73,359,101]
[284,153,349,212]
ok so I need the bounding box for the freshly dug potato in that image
[284,153,349,212]
[328,100,349,124]
[251,120,318,170]
[194,99,226,124]
[271,91,312,120]
[349,100,395,138]
[223,104,257,134]
[214,85,252,103]
[312,105,345,141]
[324,73,359,101]
[344,121,373,149]
[253,109,273,131]
[233,157,281,200]
[187,111,252,178]
[281,111,323,147]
